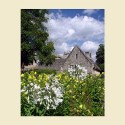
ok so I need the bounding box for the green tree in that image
[21,9,55,68]
[96,44,104,72]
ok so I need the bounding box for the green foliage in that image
[21,71,104,116]
[96,44,104,72]
[22,69,56,75]
[21,9,55,67]
[55,72,104,116]
[83,74,104,115]
[34,69,56,75]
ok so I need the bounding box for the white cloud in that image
[44,12,104,61]
[45,13,104,42]
[65,29,75,37]
[54,42,73,55]
[44,13,104,43]
[81,41,99,61]
[83,9,98,16]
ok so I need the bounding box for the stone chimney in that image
[85,52,91,58]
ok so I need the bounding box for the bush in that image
[83,74,104,115]
[21,65,104,116]
[21,69,57,75]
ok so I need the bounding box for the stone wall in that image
[62,46,93,73]
[38,58,65,71]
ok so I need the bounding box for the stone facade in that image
[36,45,100,74]
[63,46,94,73]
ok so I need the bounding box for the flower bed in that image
[21,65,104,116]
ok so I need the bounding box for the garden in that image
[21,65,104,116]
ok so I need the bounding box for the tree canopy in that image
[96,44,104,72]
[21,9,55,68]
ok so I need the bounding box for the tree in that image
[21,9,55,68]
[96,44,104,72]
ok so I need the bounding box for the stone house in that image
[34,45,101,74]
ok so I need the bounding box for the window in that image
[76,54,78,59]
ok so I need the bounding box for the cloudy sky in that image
[44,9,104,61]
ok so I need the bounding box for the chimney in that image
[85,52,91,58]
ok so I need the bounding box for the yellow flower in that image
[67,85,70,88]
[28,75,32,79]
[69,90,72,93]
[32,76,35,79]
[73,85,76,88]
[38,79,41,82]
[21,74,24,77]
[77,110,80,113]
[57,73,62,79]
[79,104,83,109]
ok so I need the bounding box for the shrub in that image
[21,69,57,75]
[83,74,104,116]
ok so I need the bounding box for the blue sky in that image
[49,9,104,21]
[45,9,104,61]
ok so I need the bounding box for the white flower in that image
[33,100,37,104]
[21,74,63,110]
[52,87,56,92]
[30,83,34,86]
[47,106,49,110]
[37,98,40,102]
[67,64,88,79]
[41,76,64,110]
[37,91,41,95]
[45,83,49,90]
[44,96,49,100]
[21,89,25,92]
[49,99,53,103]
[52,105,56,109]
[34,84,37,89]
[34,84,40,89]
[54,98,63,106]
[27,96,29,103]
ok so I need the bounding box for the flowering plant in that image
[21,72,63,115]
[42,75,63,110]
[67,64,87,80]
[21,67,104,116]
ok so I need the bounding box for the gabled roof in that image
[64,45,101,71]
